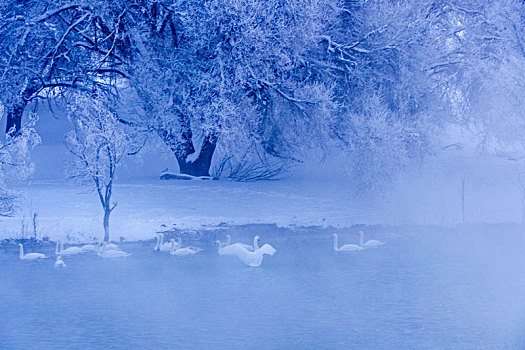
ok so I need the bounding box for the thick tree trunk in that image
[158,115,218,177]
[176,132,218,177]
[103,208,111,242]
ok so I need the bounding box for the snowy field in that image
[1,147,524,243]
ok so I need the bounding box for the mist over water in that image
[1,225,524,349]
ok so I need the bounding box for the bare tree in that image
[65,93,131,242]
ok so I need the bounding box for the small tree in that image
[65,94,130,242]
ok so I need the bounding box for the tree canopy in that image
[1,0,524,186]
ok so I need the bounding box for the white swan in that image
[223,234,256,251]
[105,243,119,250]
[55,241,84,256]
[19,243,46,260]
[97,243,130,258]
[218,236,276,267]
[54,256,67,268]
[359,231,385,247]
[215,239,228,249]
[332,234,364,252]
[155,234,175,252]
[80,243,98,252]
[217,235,260,254]
[214,234,232,248]
[170,238,202,256]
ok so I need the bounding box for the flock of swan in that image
[332,231,385,251]
[18,240,130,266]
[152,233,275,266]
[16,230,384,268]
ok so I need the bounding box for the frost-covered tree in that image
[311,0,446,184]
[0,0,126,136]
[65,94,131,242]
[314,0,522,184]
[0,0,339,179]
[114,0,338,178]
[0,110,40,216]
[5,0,513,187]
[457,1,525,152]
[418,0,525,154]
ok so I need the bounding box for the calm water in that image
[1,225,525,349]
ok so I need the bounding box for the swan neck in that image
[226,235,231,245]
[253,236,259,250]
[55,241,60,254]
[359,232,364,246]
[19,245,24,258]
[333,235,339,251]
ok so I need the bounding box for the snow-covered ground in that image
[1,150,523,242]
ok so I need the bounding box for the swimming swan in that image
[170,238,202,256]
[218,235,260,254]
[105,243,119,250]
[97,243,130,258]
[332,234,364,252]
[359,231,385,247]
[214,235,233,249]
[155,234,175,251]
[18,244,46,260]
[215,239,228,249]
[80,243,98,252]
[222,234,256,251]
[218,237,276,267]
[56,241,84,255]
[54,256,67,268]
